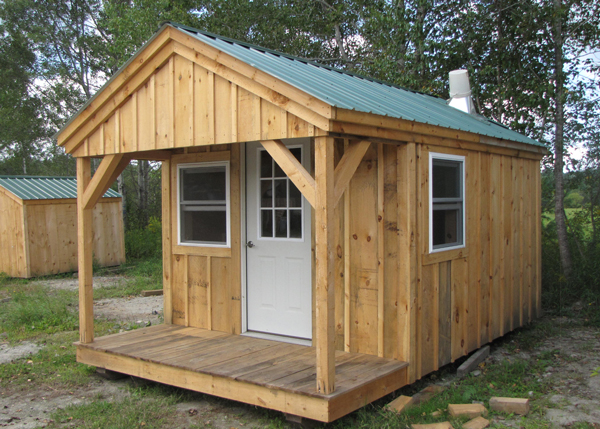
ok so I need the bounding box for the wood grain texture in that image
[76,324,408,422]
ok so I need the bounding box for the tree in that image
[0,23,45,174]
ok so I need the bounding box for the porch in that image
[75,324,409,422]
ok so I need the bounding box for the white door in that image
[246,139,312,340]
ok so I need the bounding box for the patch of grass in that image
[332,350,554,429]
[48,384,180,429]
[0,285,78,338]
[0,319,116,389]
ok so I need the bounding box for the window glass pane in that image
[432,160,460,199]
[260,151,272,178]
[261,180,272,208]
[261,210,273,238]
[181,166,226,201]
[432,209,459,246]
[274,179,287,207]
[289,182,302,207]
[290,147,302,162]
[289,210,302,238]
[275,210,288,237]
[181,209,226,243]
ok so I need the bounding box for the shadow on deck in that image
[75,324,408,422]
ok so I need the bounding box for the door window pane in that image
[258,147,304,240]
[261,210,273,238]
[289,210,302,238]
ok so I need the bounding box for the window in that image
[429,153,465,252]
[178,162,230,247]
[258,147,304,240]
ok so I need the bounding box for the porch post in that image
[77,157,94,343]
[314,136,336,394]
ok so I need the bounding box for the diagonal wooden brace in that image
[333,140,371,207]
[82,154,130,210]
[260,139,316,208]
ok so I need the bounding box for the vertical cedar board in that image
[466,152,480,351]
[503,156,513,334]
[479,153,491,344]
[489,154,503,339]
[188,255,209,329]
[420,263,436,375]
[348,145,379,355]
[438,261,452,367]
[0,194,27,277]
[333,139,346,351]
[382,144,400,359]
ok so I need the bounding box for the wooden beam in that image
[162,159,173,324]
[314,136,336,394]
[77,158,94,343]
[129,150,172,161]
[333,140,371,207]
[82,154,128,210]
[260,139,316,208]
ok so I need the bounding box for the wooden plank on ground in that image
[142,289,164,297]
[489,397,530,415]
[448,404,488,418]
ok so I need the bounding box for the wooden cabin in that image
[56,23,545,422]
[0,176,124,278]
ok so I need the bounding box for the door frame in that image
[239,141,313,346]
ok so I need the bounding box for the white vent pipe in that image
[448,69,475,114]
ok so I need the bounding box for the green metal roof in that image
[0,176,121,201]
[171,23,542,148]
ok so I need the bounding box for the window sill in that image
[422,247,468,266]
[172,244,231,258]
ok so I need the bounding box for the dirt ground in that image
[1,275,599,428]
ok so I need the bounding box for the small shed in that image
[0,176,125,278]
[56,23,545,422]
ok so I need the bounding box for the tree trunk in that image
[118,173,126,230]
[137,160,149,227]
[553,0,573,280]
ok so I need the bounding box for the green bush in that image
[542,207,600,326]
[125,216,162,260]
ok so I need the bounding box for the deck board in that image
[76,325,408,422]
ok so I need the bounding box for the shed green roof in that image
[171,22,542,148]
[0,176,121,201]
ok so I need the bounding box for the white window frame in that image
[177,161,231,248]
[255,145,305,242]
[429,152,466,253]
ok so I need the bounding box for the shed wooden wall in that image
[0,197,125,278]
[332,142,542,382]
[0,191,28,278]
[160,139,541,384]
[162,145,242,333]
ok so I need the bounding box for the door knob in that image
[247,241,255,248]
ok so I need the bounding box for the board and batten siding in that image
[330,142,542,383]
[0,190,28,277]
[73,54,323,159]
[0,192,125,278]
[162,144,242,333]
[25,199,125,277]
[159,138,541,385]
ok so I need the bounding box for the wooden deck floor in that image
[76,325,408,422]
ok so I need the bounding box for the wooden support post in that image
[314,136,335,394]
[77,157,94,343]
